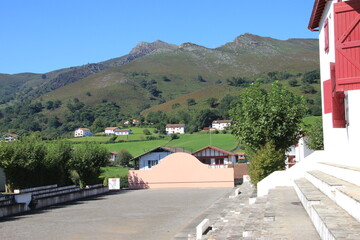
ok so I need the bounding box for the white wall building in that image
[285,136,314,169]
[133,147,189,170]
[212,120,233,130]
[105,127,119,135]
[165,124,186,134]
[74,128,93,137]
[308,0,360,161]
[192,146,237,167]
[114,129,132,135]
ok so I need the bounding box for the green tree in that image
[206,97,218,108]
[44,141,73,186]
[143,129,151,135]
[69,143,109,188]
[305,118,324,150]
[118,149,133,167]
[230,81,307,152]
[0,137,47,191]
[230,82,307,184]
[187,98,196,106]
[248,143,286,185]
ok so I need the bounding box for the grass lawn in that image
[166,133,239,153]
[103,139,171,157]
[67,127,160,143]
[101,133,240,156]
[101,166,129,178]
[71,133,240,158]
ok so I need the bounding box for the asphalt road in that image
[0,188,232,240]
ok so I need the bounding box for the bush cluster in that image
[0,137,109,191]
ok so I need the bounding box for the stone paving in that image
[176,182,320,240]
[0,188,231,240]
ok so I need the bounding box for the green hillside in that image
[0,34,320,137]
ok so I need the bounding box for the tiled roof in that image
[212,120,233,124]
[192,145,237,156]
[105,127,118,130]
[166,124,186,128]
[308,0,327,30]
[114,129,131,132]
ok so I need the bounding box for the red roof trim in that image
[192,145,237,156]
[308,0,327,30]
[166,124,186,128]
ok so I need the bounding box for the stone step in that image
[306,170,360,222]
[316,162,360,187]
[205,186,319,240]
[294,178,360,240]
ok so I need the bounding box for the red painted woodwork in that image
[330,63,346,128]
[324,18,329,53]
[334,1,360,91]
[323,79,332,114]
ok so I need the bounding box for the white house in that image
[3,133,18,142]
[109,152,119,162]
[104,127,119,135]
[192,146,237,167]
[165,124,186,134]
[74,128,93,137]
[308,0,360,159]
[285,136,314,169]
[114,129,132,135]
[132,147,190,170]
[212,120,233,130]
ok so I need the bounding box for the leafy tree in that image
[143,129,151,135]
[44,141,73,186]
[194,109,220,130]
[69,143,109,188]
[45,101,54,110]
[162,76,171,82]
[230,81,307,152]
[197,75,206,82]
[305,118,324,150]
[288,79,299,87]
[302,69,320,84]
[248,143,286,185]
[170,133,179,140]
[187,98,196,106]
[0,137,46,190]
[206,97,218,108]
[48,116,62,128]
[301,83,317,94]
[118,149,133,167]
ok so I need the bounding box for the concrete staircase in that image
[205,184,319,240]
[293,162,360,240]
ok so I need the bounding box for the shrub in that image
[170,134,179,140]
[249,143,285,185]
[143,129,151,135]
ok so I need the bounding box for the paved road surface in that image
[0,188,232,240]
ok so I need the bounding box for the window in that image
[148,160,158,169]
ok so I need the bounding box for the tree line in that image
[0,136,109,191]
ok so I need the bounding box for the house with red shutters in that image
[257,2,360,239]
[309,0,360,153]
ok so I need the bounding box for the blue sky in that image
[0,0,318,74]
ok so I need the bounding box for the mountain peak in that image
[129,40,177,56]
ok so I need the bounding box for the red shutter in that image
[334,1,360,91]
[330,63,346,128]
[323,79,332,114]
[324,18,329,53]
